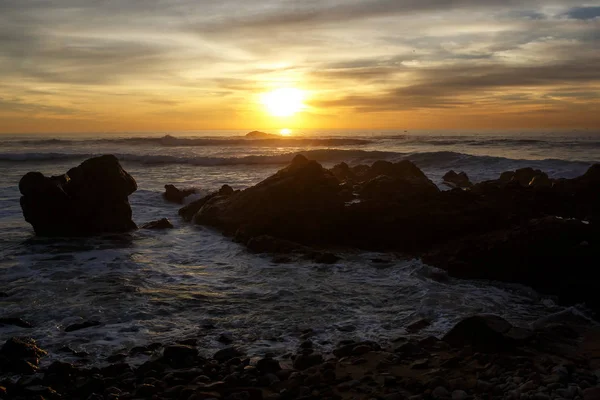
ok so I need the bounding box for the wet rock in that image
[406,318,431,334]
[141,218,174,229]
[213,347,244,363]
[19,155,137,236]
[424,217,600,312]
[163,345,198,366]
[330,162,356,182]
[584,387,600,400]
[194,154,345,245]
[163,184,196,204]
[443,171,472,188]
[0,317,33,328]
[246,235,307,254]
[452,390,469,400]
[256,356,281,374]
[443,315,532,352]
[65,320,101,332]
[0,337,47,374]
[293,353,324,370]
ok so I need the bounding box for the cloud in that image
[562,6,600,20]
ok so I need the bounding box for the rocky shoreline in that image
[2,315,600,400]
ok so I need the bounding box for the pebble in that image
[583,387,600,400]
[452,389,469,400]
[432,386,449,399]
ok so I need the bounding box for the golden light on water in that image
[280,128,292,136]
[261,88,305,117]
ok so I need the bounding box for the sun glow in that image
[280,128,292,136]
[261,88,305,117]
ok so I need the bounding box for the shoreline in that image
[2,315,600,399]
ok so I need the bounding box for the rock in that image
[424,217,600,312]
[246,130,278,138]
[443,171,472,188]
[178,185,236,222]
[163,184,196,203]
[585,388,600,400]
[65,320,101,332]
[330,162,356,182]
[213,347,244,362]
[256,356,281,374]
[432,386,450,399]
[0,317,33,328]
[19,155,137,236]
[194,155,346,244]
[141,218,174,229]
[0,337,47,374]
[163,345,198,365]
[443,315,532,352]
[406,318,431,333]
[293,353,324,370]
[0,292,8,297]
[452,390,469,400]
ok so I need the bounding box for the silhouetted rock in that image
[163,184,196,203]
[424,217,600,311]
[245,130,278,139]
[330,162,356,182]
[141,218,174,230]
[442,170,472,188]
[178,185,236,222]
[19,155,137,236]
[194,154,345,244]
[443,315,533,352]
[0,337,47,374]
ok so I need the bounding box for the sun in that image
[261,88,305,117]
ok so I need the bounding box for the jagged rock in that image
[19,155,137,236]
[0,337,47,374]
[141,218,174,230]
[443,170,472,188]
[163,184,196,203]
[330,162,356,182]
[194,154,345,244]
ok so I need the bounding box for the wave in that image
[0,149,591,171]
[0,134,372,148]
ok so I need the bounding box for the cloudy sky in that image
[1,0,599,132]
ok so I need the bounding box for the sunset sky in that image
[1,0,599,132]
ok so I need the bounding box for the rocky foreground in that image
[176,155,600,314]
[1,315,600,400]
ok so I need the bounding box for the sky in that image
[0,0,599,132]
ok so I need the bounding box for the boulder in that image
[178,185,235,222]
[19,155,137,236]
[330,162,356,182]
[423,217,600,311]
[245,131,278,139]
[163,184,196,203]
[194,154,345,244]
[141,218,174,230]
[0,337,47,374]
[443,315,533,352]
[442,170,472,188]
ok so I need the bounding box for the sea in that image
[1,129,598,366]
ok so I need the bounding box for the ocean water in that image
[0,129,598,366]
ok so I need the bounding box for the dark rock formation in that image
[0,337,47,374]
[442,170,472,188]
[183,155,600,311]
[194,154,345,244]
[443,315,533,352]
[19,155,137,236]
[163,184,196,204]
[245,130,278,139]
[141,218,174,230]
[423,217,600,311]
